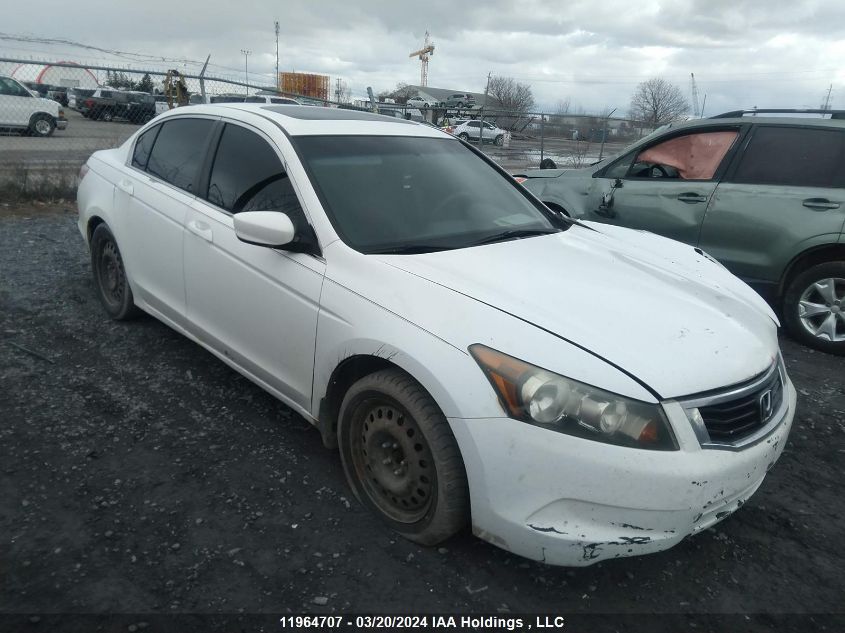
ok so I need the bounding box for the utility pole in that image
[275,21,280,91]
[241,49,251,95]
[822,84,833,110]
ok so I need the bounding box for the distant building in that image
[10,62,98,89]
[278,72,329,101]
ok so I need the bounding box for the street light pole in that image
[241,49,251,95]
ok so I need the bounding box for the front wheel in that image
[494,135,504,146]
[338,369,469,545]
[29,114,55,137]
[90,224,141,320]
[458,132,469,141]
[782,262,845,355]
[100,109,114,122]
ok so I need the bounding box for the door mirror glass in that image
[234,211,295,247]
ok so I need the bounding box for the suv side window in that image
[132,124,161,170]
[146,118,214,192]
[205,123,307,225]
[732,126,845,188]
[630,129,739,180]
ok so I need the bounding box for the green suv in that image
[517,109,845,355]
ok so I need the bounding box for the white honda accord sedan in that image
[77,104,795,566]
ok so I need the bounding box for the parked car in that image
[153,95,171,115]
[406,95,433,109]
[77,104,794,567]
[453,119,505,145]
[0,74,67,136]
[515,109,845,355]
[69,88,95,111]
[46,87,69,108]
[80,89,156,124]
[444,93,476,109]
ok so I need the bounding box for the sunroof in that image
[260,105,415,123]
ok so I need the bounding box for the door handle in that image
[186,220,213,242]
[802,198,840,211]
[117,180,133,196]
[677,193,708,203]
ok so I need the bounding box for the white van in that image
[0,75,67,136]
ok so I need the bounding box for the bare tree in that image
[488,76,535,114]
[629,77,689,126]
[555,98,571,115]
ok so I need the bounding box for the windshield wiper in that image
[470,228,560,246]
[368,244,454,255]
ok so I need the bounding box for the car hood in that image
[379,223,779,399]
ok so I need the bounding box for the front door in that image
[183,122,324,409]
[589,127,743,246]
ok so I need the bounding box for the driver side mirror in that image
[234,211,295,248]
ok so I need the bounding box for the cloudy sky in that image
[3,0,844,115]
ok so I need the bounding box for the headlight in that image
[469,345,677,450]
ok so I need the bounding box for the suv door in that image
[183,121,325,409]
[699,125,845,291]
[117,117,216,323]
[589,127,743,246]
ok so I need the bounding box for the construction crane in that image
[409,31,435,87]
[690,72,701,118]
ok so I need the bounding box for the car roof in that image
[155,103,454,138]
[664,115,845,132]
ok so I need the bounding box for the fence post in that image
[540,115,545,165]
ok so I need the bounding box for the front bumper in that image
[449,376,796,566]
[56,118,68,130]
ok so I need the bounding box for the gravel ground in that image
[1,206,843,632]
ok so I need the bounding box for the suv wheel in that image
[783,262,845,355]
[29,114,55,137]
[337,369,469,545]
[100,109,114,122]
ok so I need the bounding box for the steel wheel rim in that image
[34,119,50,135]
[98,240,125,308]
[350,398,435,524]
[798,277,845,342]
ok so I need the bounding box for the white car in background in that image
[453,119,506,145]
[406,95,433,109]
[76,103,794,566]
[0,74,67,136]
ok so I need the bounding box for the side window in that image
[603,150,637,179]
[244,96,265,103]
[132,125,161,170]
[466,121,480,128]
[732,126,845,188]
[146,118,214,192]
[630,129,739,180]
[0,78,30,97]
[205,123,307,226]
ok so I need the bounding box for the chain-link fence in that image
[0,57,653,200]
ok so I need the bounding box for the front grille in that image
[698,366,784,443]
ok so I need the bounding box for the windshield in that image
[295,135,561,253]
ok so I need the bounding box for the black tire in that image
[338,369,469,546]
[29,114,55,137]
[458,132,469,141]
[540,158,558,169]
[782,261,845,355]
[494,135,504,146]
[90,224,141,320]
[100,109,114,122]
[457,102,464,108]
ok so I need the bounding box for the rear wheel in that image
[458,132,469,141]
[90,224,141,320]
[338,369,469,545]
[782,262,845,355]
[494,134,504,146]
[100,109,114,122]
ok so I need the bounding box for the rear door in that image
[183,120,325,409]
[588,126,743,246]
[116,116,216,323]
[699,124,845,287]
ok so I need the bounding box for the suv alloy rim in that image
[798,277,845,342]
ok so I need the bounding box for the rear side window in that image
[146,118,214,192]
[205,123,306,223]
[132,125,161,170]
[733,126,845,188]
